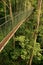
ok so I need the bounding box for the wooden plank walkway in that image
[0,16,28,52]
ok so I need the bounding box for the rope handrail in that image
[0,10,25,26]
[0,8,32,27]
[0,11,22,20]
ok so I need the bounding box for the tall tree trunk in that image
[9,0,15,47]
[27,0,42,65]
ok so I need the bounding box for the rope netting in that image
[0,0,33,42]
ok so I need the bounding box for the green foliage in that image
[34,42,41,56]
[15,36,25,43]
[10,47,20,60]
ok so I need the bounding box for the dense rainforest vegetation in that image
[0,0,43,65]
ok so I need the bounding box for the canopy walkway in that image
[0,7,33,52]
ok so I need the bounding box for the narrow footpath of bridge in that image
[0,7,33,52]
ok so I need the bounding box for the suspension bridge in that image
[0,6,33,52]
